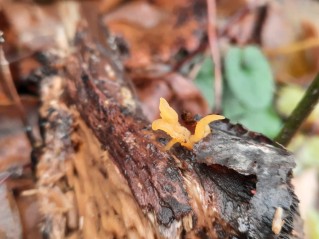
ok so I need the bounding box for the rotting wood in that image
[35,24,303,239]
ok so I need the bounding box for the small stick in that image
[0,31,36,147]
[207,0,222,113]
[275,73,319,146]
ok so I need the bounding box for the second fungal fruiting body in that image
[152,98,225,150]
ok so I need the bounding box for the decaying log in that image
[36,26,303,239]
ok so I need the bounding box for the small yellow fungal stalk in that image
[152,98,225,150]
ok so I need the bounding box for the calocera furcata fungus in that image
[152,98,225,150]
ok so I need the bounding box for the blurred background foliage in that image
[195,46,281,138]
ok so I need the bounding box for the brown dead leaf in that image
[136,73,209,121]
[216,0,249,17]
[103,1,167,29]
[222,10,257,45]
[216,0,269,45]
[262,0,319,84]
[98,0,124,14]
[0,96,39,172]
[15,191,42,239]
[0,0,71,85]
[1,1,64,52]
[0,184,22,239]
[0,132,30,172]
[261,1,295,49]
[103,0,207,74]
[136,78,172,121]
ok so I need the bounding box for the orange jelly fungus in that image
[152,98,225,150]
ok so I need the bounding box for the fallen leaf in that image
[194,57,215,108]
[262,0,319,84]
[225,45,274,109]
[136,73,209,121]
[103,0,208,74]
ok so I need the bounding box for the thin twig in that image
[0,31,36,147]
[275,73,319,146]
[207,0,222,113]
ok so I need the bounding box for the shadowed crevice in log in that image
[200,164,256,202]
[194,164,257,239]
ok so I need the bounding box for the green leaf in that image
[224,104,282,138]
[194,57,215,108]
[225,46,274,109]
[222,87,247,119]
[223,83,281,138]
[237,108,282,138]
